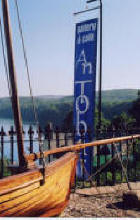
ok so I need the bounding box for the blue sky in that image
[0,0,140,97]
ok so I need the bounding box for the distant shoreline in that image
[0,89,137,128]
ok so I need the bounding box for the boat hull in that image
[0,152,78,217]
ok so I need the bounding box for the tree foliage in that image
[129,90,140,126]
[111,112,136,129]
[0,89,139,129]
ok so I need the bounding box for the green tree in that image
[129,90,140,126]
[111,112,135,129]
[95,108,110,129]
[62,110,73,131]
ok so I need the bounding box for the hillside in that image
[0,89,138,127]
[34,89,138,103]
[100,89,138,103]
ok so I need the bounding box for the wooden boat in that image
[0,152,78,217]
[1,0,140,217]
[0,0,78,217]
[1,133,140,217]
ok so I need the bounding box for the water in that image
[0,118,39,163]
[0,118,33,130]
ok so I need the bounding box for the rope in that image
[14,0,45,184]
[14,0,38,125]
[113,142,131,190]
[0,17,11,96]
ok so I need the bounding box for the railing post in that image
[72,127,76,145]
[97,145,101,186]
[129,138,133,180]
[28,126,34,154]
[37,126,43,165]
[104,144,108,185]
[9,126,15,164]
[127,139,130,181]
[45,124,52,162]
[120,141,123,182]
[96,126,101,186]
[87,127,92,187]
[80,128,85,188]
[137,136,140,181]
[72,127,77,189]
[133,138,136,181]
[64,130,68,146]
[0,127,5,178]
[55,126,60,148]
[102,128,107,185]
[111,143,116,185]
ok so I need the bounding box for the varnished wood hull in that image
[0,152,78,217]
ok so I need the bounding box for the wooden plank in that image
[0,156,74,205]
[0,152,77,217]
[1,169,71,216]
[0,152,77,194]
[13,185,69,216]
[40,200,69,217]
[0,181,40,203]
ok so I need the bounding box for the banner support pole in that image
[73,6,100,16]
[98,0,102,130]
[86,0,103,130]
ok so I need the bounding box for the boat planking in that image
[0,152,78,217]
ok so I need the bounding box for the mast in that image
[2,0,27,169]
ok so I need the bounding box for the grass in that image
[0,158,11,177]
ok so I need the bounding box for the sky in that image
[0,0,140,97]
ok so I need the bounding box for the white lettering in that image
[82,33,94,44]
[77,22,96,35]
[75,80,92,136]
[76,50,92,75]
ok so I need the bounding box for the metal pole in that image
[86,0,102,130]
[2,0,27,169]
[98,0,102,130]
[74,6,100,16]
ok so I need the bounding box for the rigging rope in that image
[14,0,46,183]
[114,142,131,190]
[14,0,38,125]
[0,17,11,97]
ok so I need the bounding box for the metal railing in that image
[0,125,140,189]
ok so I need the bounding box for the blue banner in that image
[74,18,98,178]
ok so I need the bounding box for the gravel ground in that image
[62,186,140,217]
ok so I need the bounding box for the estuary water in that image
[0,118,39,162]
[0,118,31,131]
